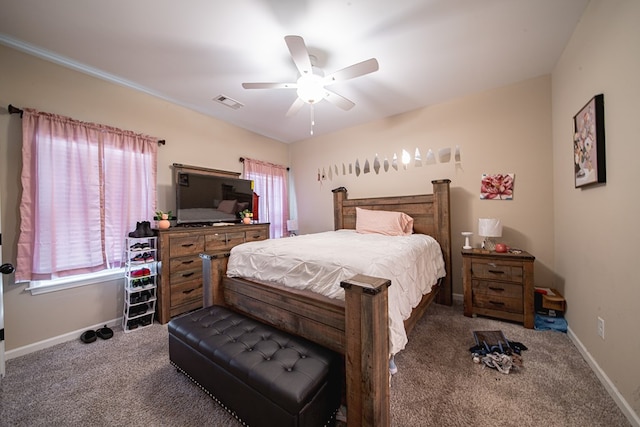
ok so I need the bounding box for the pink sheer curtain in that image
[16,109,157,282]
[242,158,289,238]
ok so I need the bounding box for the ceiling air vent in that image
[213,94,244,110]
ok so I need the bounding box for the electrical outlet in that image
[597,317,605,339]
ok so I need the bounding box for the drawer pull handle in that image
[181,272,194,278]
[183,289,195,295]
[488,269,505,274]
[181,243,194,248]
[251,234,261,239]
[489,300,505,306]
[181,260,194,265]
[488,286,505,291]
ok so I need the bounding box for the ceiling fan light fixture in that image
[296,72,326,104]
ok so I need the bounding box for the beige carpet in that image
[0,302,631,426]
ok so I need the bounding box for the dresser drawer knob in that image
[488,269,505,274]
[489,300,505,306]
[181,243,194,248]
[181,272,194,278]
[181,260,194,265]
[488,286,505,291]
[183,288,195,295]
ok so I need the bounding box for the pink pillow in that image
[355,207,414,236]
[217,199,237,214]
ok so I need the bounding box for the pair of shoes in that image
[131,267,151,278]
[130,290,152,304]
[80,325,114,343]
[129,304,148,317]
[131,277,153,288]
[127,314,153,330]
[130,252,154,263]
[129,242,151,251]
[128,221,154,238]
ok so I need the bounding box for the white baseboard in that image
[452,292,464,304]
[5,317,122,361]
[567,326,640,427]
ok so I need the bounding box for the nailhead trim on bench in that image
[171,360,339,427]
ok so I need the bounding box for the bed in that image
[208,179,452,426]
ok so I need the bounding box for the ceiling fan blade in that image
[325,89,355,111]
[324,58,379,84]
[242,82,297,89]
[284,35,313,75]
[286,97,306,117]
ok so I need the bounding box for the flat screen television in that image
[176,171,254,225]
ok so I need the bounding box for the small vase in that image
[242,217,251,224]
[158,213,170,229]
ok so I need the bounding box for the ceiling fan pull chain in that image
[310,104,315,135]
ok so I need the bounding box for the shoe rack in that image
[123,236,158,332]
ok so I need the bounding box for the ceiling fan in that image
[242,35,379,134]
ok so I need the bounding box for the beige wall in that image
[290,75,555,297]
[0,45,288,350]
[552,0,640,421]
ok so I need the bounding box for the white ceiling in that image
[0,0,589,143]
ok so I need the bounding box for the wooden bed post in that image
[341,274,391,427]
[332,186,347,230]
[431,179,452,306]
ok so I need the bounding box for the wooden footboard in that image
[219,273,395,427]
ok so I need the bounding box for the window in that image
[16,109,157,291]
[242,158,289,238]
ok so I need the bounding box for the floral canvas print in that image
[480,173,514,200]
[574,94,606,188]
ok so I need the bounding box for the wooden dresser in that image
[462,248,535,328]
[156,223,269,324]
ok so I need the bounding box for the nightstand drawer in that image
[472,280,523,299]
[472,262,523,282]
[472,293,523,314]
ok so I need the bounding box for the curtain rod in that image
[240,157,290,171]
[7,104,166,146]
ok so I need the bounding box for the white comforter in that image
[226,229,446,355]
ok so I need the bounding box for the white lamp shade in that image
[286,219,298,231]
[478,218,502,237]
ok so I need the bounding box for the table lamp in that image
[286,219,298,237]
[478,218,502,251]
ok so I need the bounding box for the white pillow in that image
[355,207,414,236]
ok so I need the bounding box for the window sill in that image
[25,268,125,295]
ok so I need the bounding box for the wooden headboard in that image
[332,179,452,305]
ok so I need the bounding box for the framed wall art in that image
[574,94,606,188]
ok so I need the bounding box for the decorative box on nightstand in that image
[462,248,535,329]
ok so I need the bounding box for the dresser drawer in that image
[169,267,202,285]
[170,279,203,308]
[169,235,205,257]
[205,232,245,251]
[472,262,523,282]
[245,228,268,242]
[169,255,202,273]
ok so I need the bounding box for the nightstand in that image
[462,248,535,328]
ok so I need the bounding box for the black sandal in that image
[80,330,97,343]
[96,325,114,340]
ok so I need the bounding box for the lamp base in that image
[483,238,497,251]
[461,231,473,250]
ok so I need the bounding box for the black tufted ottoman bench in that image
[168,305,342,427]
